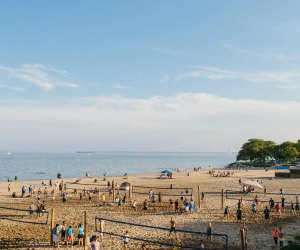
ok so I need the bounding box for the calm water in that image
[0,152,236,182]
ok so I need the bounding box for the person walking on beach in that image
[275,202,282,219]
[77,223,84,246]
[21,185,26,197]
[251,201,257,222]
[206,223,212,243]
[269,198,275,211]
[124,231,129,248]
[223,206,230,222]
[143,199,148,210]
[169,217,177,237]
[29,202,35,219]
[264,206,271,223]
[291,200,296,215]
[236,208,242,223]
[281,196,285,212]
[279,227,284,248]
[175,199,179,213]
[273,225,279,246]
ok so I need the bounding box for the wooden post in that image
[50,208,55,246]
[197,186,201,209]
[84,211,88,250]
[240,228,247,250]
[100,219,104,239]
[112,181,115,202]
[221,189,224,210]
[128,183,132,199]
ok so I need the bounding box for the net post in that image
[84,211,88,250]
[50,208,55,246]
[221,189,224,210]
[198,186,201,209]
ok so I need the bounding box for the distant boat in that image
[76,151,95,154]
[7,152,11,155]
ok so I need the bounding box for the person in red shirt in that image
[273,225,279,246]
[275,202,282,219]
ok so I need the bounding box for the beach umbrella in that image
[120,182,131,190]
[241,180,263,189]
[161,169,173,174]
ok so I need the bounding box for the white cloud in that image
[0,93,300,152]
[176,66,300,90]
[0,64,78,91]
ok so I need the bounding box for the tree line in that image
[237,139,300,164]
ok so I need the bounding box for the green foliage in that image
[237,139,300,164]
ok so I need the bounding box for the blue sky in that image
[1,1,300,152]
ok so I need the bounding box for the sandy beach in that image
[1,169,300,249]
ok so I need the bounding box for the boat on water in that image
[76,151,95,154]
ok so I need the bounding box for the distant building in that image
[275,165,300,178]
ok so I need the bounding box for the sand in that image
[0,169,300,249]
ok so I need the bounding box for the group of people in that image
[52,222,88,249]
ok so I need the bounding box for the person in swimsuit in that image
[60,221,66,242]
[169,217,177,236]
[78,223,84,246]
[124,231,129,248]
[224,206,230,222]
[66,226,73,247]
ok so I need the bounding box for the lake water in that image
[0,152,236,182]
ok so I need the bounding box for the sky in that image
[1,1,300,152]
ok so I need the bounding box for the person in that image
[29,202,35,219]
[132,200,137,211]
[281,196,285,212]
[62,192,67,203]
[28,185,33,196]
[184,199,189,213]
[8,184,10,193]
[236,208,242,223]
[124,231,129,248]
[224,206,230,222]
[60,221,66,242]
[189,199,195,213]
[280,188,283,194]
[175,199,179,213]
[141,243,147,250]
[201,192,204,201]
[264,187,267,195]
[52,224,60,249]
[275,202,282,218]
[90,235,100,250]
[207,222,212,242]
[291,200,296,215]
[15,175,17,181]
[180,192,184,201]
[269,198,275,211]
[122,193,127,204]
[169,217,177,236]
[66,226,73,247]
[78,223,84,246]
[21,185,26,197]
[278,227,284,248]
[296,196,300,212]
[254,195,258,206]
[251,201,257,221]
[169,199,174,211]
[273,225,279,246]
[143,199,148,210]
[264,206,271,223]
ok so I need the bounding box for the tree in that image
[274,141,298,162]
[237,139,275,163]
